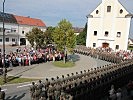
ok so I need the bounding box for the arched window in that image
[120,9,123,14]
[107,6,111,12]
[96,10,99,14]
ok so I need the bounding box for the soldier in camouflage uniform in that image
[30,82,36,100]
[0,87,5,100]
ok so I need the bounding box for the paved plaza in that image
[7,54,111,79]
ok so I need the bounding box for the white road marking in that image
[17,84,31,88]
[2,89,7,91]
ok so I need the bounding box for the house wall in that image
[0,22,19,45]
[18,25,46,45]
[0,22,46,46]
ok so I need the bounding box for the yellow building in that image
[86,0,133,51]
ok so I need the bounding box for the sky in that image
[0,0,133,37]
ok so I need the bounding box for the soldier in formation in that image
[0,87,5,100]
[29,46,133,100]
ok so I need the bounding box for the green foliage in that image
[128,46,133,50]
[44,26,55,44]
[52,19,76,53]
[76,23,87,45]
[25,31,34,47]
[53,61,75,68]
[0,76,38,85]
[26,27,45,48]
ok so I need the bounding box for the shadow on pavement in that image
[6,75,22,83]
[6,93,26,100]
[7,69,13,72]
[68,54,80,62]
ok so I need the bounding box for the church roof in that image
[88,0,133,15]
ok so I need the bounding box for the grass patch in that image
[0,76,38,85]
[52,61,75,68]
[128,46,133,50]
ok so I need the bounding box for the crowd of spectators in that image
[0,46,65,68]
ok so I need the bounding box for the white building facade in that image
[86,0,133,51]
[0,12,46,46]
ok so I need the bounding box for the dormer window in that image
[96,10,99,14]
[107,6,111,12]
[120,9,123,14]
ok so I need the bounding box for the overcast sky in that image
[0,0,133,37]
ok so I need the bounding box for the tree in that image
[26,27,45,48]
[76,23,87,45]
[52,19,76,62]
[44,26,55,45]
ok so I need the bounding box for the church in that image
[86,0,133,51]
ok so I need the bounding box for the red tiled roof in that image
[13,15,46,27]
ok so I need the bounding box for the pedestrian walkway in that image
[7,54,111,79]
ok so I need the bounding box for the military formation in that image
[29,46,133,100]
[74,45,124,63]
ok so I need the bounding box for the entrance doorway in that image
[102,42,109,48]
[20,38,26,45]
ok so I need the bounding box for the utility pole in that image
[2,0,7,83]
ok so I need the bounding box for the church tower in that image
[86,0,133,51]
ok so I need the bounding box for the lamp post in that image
[63,31,67,63]
[2,0,7,83]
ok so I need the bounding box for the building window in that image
[96,10,99,14]
[107,6,111,12]
[0,28,3,32]
[116,45,119,50]
[120,9,123,14]
[93,43,96,47]
[22,31,24,34]
[6,38,9,42]
[12,38,15,42]
[105,31,109,37]
[0,39,2,42]
[11,29,16,32]
[117,32,121,37]
[94,31,97,36]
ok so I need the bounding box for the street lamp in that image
[64,31,67,63]
[2,0,7,83]
[63,32,66,63]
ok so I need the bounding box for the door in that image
[20,38,26,45]
[102,42,109,48]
